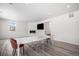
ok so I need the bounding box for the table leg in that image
[17,44,19,56]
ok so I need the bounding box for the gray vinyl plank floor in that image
[0,39,79,56]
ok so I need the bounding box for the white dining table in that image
[15,35,50,56]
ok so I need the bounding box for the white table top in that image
[15,35,50,56]
[15,35,50,44]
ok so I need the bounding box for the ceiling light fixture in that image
[66,5,71,8]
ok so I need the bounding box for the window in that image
[9,21,16,31]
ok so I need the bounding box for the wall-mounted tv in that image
[37,23,44,30]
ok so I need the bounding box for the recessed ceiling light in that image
[66,5,71,8]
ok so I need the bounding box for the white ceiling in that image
[0,3,79,22]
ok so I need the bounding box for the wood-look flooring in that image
[0,39,79,56]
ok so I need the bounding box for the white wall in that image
[49,10,79,45]
[0,20,28,39]
[27,23,37,36]
[27,20,51,36]
[27,22,45,36]
[44,22,51,35]
[0,19,51,39]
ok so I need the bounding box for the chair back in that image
[10,38,17,49]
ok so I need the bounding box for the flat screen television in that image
[37,23,44,30]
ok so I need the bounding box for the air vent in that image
[69,13,74,18]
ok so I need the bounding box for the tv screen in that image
[37,23,44,30]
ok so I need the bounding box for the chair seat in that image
[19,44,24,47]
[10,38,25,56]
